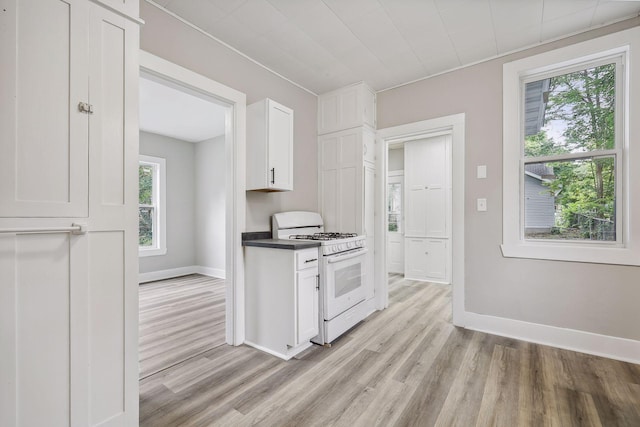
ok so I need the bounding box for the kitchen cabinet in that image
[244,246,319,359]
[247,98,294,191]
[404,134,450,283]
[319,127,375,235]
[0,1,140,426]
[405,238,447,281]
[318,82,376,135]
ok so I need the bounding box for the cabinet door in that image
[404,135,449,238]
[296,268,319,345]
[364,165,375,299]
[425,239,447,281]
[405,238,427,280]
[268,101,293,191]
[0,0,89,218]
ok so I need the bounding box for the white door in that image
[387,174,404,274]
[0,2,139,425]
[405,238,427,280]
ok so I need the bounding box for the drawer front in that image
[296,248,319,270]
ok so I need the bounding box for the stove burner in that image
[289,232,358,241]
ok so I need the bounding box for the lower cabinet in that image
[405,238,448,282]
[245,246,319,359]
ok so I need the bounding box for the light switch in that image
[477,198,487,212]
[477,165,487,179]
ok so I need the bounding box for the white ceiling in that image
[150,0,640,94]
[139,76,227,142]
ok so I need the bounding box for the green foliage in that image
[525,63,616,240]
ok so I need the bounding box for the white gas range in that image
[272,211,370,345]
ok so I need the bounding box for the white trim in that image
[143,0,317,96]
[376,113,465,326]
[138,155,167,257]
[502,26,640,266]
[138,265,226,283]
[140,51,246,346]
[196,266,226,279]
[138,266,198,283]
[464,312,640,365]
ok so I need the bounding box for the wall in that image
[139,131,196,274]
[378,17,640,341]
[140,1,319,232]
[195,135,226,276]
[388,147,404,171]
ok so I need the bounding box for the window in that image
[139,155,166,257]
[387,176,403,233]
[502,26,640,265]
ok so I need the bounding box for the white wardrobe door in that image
[0,0,89,218]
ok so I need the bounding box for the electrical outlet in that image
[477,198,487,212]
[477,165,487,179]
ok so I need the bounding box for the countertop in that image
[242,238,320,250]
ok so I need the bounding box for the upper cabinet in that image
[318,83,376,135]
[247,99,294,192]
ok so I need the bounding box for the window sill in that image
[500,242,639,266]
[139,247,167,258]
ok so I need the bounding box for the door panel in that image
[405,238,427,280]
[296,269,319,345]
[268,103,293,190]
[426,239,447,280]
[387,233,404,274]
[0,0,89,218]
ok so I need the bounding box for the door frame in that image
[386,171,404,274]
[375,114,465,326]
[139,51,246,345]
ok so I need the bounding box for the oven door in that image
[323,248,368,320]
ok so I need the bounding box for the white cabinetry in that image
[0,1,140,425]
[245,246,319,359]
[404,135,451,283]
[247,98,294,191]
[318,82,376,306]
[318,83,376,135]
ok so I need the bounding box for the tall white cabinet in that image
[318,83,376,302]
[0,1,140,425]
[404,135,451,283]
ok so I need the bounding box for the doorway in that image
[139,52,247,352]
[376,114,466,326]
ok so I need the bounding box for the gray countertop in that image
[242,239,321,250]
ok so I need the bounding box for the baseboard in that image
[139,266,199,283]
[464,311,640,364]
[195,266,226,279]
[138,265,226,283]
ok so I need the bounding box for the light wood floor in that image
[139,274,226,379]
[140,274,640,426]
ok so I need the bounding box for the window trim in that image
[502,26,640,266]
[139,155,167,257]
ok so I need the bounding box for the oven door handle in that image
[327,248,368,263]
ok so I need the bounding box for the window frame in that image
[502,26,640,266]
[139,155,167,257]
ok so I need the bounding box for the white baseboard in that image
[139,265,226,283]
[464,311,640,364]
[139,266,199,283]
[195,266,226,279]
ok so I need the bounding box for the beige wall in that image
[140,2,318,232]
[378,18,640,341]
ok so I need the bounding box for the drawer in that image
[296,248,319,270]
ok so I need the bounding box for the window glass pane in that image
[139,164,154,205]
[139,207,154,247]
[524,157,615,241]
[388,182,402,232]
[524,63,616,157]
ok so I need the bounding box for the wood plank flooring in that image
[140,275,640,426]
[139,274,226,379]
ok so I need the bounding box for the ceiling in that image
[150,0,640,94]
[139,76,227,142]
